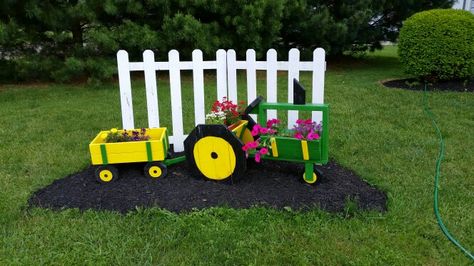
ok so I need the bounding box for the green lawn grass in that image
[1,46,473,264]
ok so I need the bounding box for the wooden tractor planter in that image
[89,97,329,184]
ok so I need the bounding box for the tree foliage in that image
[0,0,453,83]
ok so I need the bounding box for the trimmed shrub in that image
[398,9,474,81]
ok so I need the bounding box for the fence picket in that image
[226,49,238,103]
[192,50,205,125]
[168,50,185,151]
[288,49,300,128]
[312,48,326,123]
[245,49,257,120]
[266,49,278,120]
[143,50,160,128]
[216,49,227,100]
[117,50,135,129]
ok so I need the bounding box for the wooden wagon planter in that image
[249,101,329,183]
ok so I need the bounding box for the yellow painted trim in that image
[241,128,254,145]
[228,120,249,137]
[301,140,309,160]
[148,166,162,178]
[270,137,278,157]
[99,169,113,182]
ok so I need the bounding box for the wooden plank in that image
[216,49,227,100]
[143,50,160,128]
[266,49,278,120]
[312,48,326,123]
[168,50,185,152]
[129,62,144,71]
[287,48,300,128]
[227,49,238,103]
[192,49,205,125]
[246,49,257,120]
[117,50,135,129]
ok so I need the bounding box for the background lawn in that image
[0,46,473,264]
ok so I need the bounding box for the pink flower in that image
[296,119,304,124]
[294,132,303,140]
[266,118,280,128]
[260,147,268,155]
[305,119,313,125]
[260,127,268,134]
[242,145,248,151]
[307,132,320,140]
[255,152,261,163]
[249,141,259,149]
[251,125,261,136]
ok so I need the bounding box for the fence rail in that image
[117,48,325,152]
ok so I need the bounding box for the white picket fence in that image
[117,48,326,152]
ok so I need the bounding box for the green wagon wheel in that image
[144,162,167,179]
[95,165,119,184]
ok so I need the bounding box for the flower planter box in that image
[89,128,169,165]
[260,136,323,163]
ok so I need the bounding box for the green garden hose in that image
[423,83,474,261]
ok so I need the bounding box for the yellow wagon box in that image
[89,128,169,165]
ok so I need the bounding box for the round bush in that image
[398,9,474,81]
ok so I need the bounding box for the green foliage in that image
[0,0,453,83]
[279,0,454,56]
[398,9,474,81]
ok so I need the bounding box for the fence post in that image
[143,50,160,128]
[117,50,135,129]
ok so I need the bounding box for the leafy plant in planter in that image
[205,97,245,126]
[104,128,150,143]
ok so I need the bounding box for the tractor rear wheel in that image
[184,124,246,182]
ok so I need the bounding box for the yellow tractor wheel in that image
[95,165,119,183]
[184,124,246,182]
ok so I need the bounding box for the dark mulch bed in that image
[383,78,473,92]
[28,160,387,214]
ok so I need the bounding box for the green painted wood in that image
[100,144,108,165]
[163,130,169,159]
[304,162,314,181]
[146,141,153,162]
[163,155,186,166]
[261,136,322,162]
